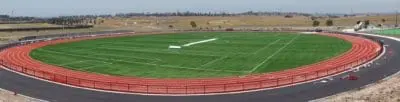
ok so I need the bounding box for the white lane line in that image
[198,56,229,68]
[252,39,282,54]
[249,34,301,73]
[182,38,218,47]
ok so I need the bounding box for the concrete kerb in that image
[0,32,385,96]
[310,32,399,102]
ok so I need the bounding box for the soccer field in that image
[30,32,352,78]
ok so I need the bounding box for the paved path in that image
[0,33,399,102]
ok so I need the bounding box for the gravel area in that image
[313,35,400,102]
[0,88,47,102]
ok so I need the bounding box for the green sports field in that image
[30,32,352,78]
[374,29,400,35]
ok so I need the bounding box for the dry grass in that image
[314,35,400,102]
[313,75,400,102]
[0,23,59,29]
[101,15,399,29]
[0,88,47,102]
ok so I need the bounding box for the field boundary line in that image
[97,46,222,57]
[58,60,89,66]
[161,64,245,73]
[249,34,301,73]
[37,49,244,73]
[252,39,282,54]
[48,48,161,62]
[79,62,113,70]
[104,45,250,55]
[198,56,229,68]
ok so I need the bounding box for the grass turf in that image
[30,32,352,78]
[374,29,400,35]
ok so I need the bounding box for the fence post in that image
[242,82,245,91]
[224,84,227,92]
[65,76,68,84]
[185,86,188,94]
[203,85,206,94]
[93,81,96,88]
[166,86,168,94]
[109,82,112,90]
[78,79,81,87]
[146,85,149,93]
[304,73,307,80]
[276,78,279,86]
[128,84,130,92]
[291,75,294,83]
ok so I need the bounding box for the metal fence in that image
[0,31,382,94]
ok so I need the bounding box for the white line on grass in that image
[79,61,113,70]
[248,34,301,73]
[198,56,229,68]
[59,60,89,66]
[252,39,282,54]
[96,46,222,57]
[38,49,245,73]
[103,45,250,55]
[161,64,244,73]
[182,38,218,47]
[44,49,161,62]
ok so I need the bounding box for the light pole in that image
[396,10,398,27]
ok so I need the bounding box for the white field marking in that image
[0,33,387,97]
[44,48,160,62]
[96,46,222,57]
[161,64,244,73]
[38,49,244,73]
[182,38,218,47]
[252,39,282,54]
[58,60,89,66]
[104,45,251,55]
[77,50,161,61]
[198,56,229,68]
[79,61,113,70]
[249,34,301,73]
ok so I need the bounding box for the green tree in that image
[364,20,370,28]
[312,20,320,27]
[326,19,334,26]
[381,19,386,23]
[190,21,197,28]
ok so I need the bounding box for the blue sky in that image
[0,0,399,17]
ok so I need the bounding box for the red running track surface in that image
[0,33,382,94]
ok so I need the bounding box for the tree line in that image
[115,11,312,17]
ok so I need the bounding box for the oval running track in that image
[0,33,380,95]
[0,32,399,102]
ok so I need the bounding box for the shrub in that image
[190,21,197,28]
[326,19,334,26]
[225,28,234,31]
[312,20,320,27]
